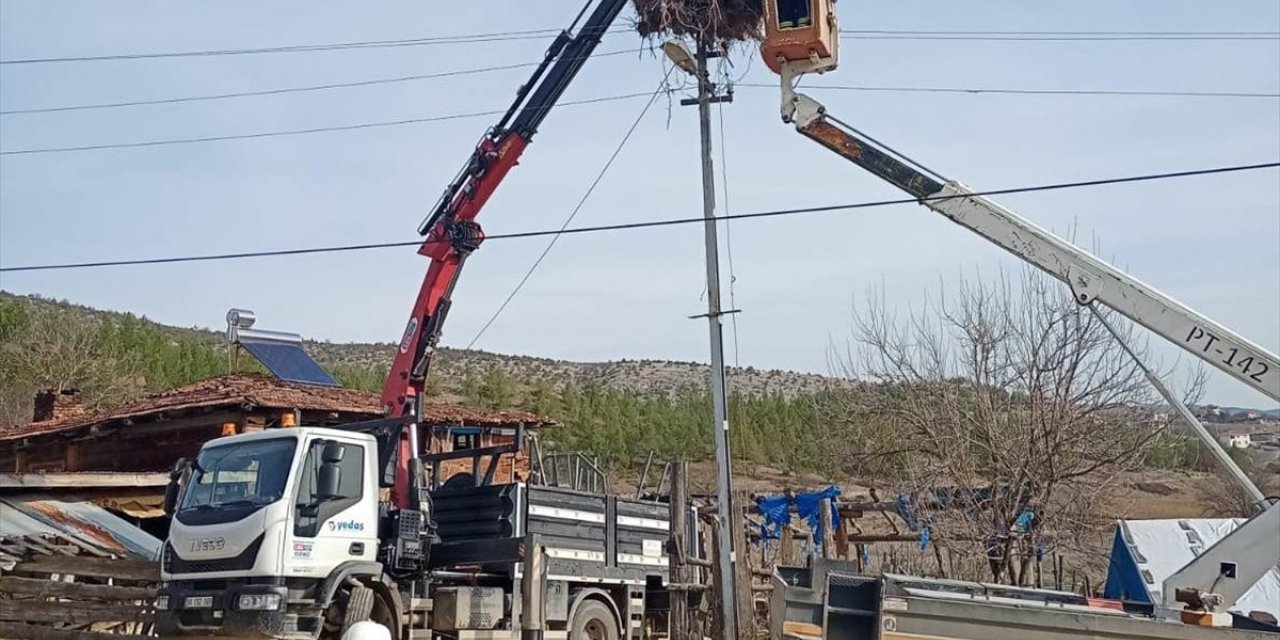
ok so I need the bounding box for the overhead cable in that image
[739,83,1280,99]
[2,29,1274,66]
[716,63,742,368]
[5,82,1273,154]
[2,161,1275,273]
[7,76,1271,119]
[0,92,659,155]
[466,68,675,349]
[0,49,648,115]
[846,34,1278,41]
[0,28,613,65]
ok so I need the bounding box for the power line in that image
[3,29,1274,66]
[716,63,741,368]
[738,83,1280,99]
[3,82,1269,155]
[0,28,618,65]
[9,73,1269,118]
[847,34,1279,41]
[465,69,674,349]
[2,161,1274,273]
[847,30,1280,36]
[1,49,649,115]
[0,92,659,155]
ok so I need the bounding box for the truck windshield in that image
[180,437,296,512]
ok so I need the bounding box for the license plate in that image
[184,596,214,609]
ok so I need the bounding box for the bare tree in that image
[827,268,1203,586]
[0,302,143,425]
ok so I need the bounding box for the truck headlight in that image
[236,593,281,611]
[154,595,170,610]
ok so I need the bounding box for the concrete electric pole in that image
[667,36,740,639]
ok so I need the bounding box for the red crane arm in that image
[381,133,529,418]
[382,133,529,507]
[377,0,628,509]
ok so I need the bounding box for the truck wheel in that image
[570,600,618,640]
[342,586,376,630]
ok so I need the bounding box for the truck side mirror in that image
[322,442,345,464]
[317,461,342,501]
[163,458,190,516]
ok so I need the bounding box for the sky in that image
[0,1,1277,409]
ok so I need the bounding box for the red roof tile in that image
[0,373,553,441]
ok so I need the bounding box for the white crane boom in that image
[758,6,1278,619]
[782,80,1280,403]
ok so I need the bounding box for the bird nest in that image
[632,0,765,43]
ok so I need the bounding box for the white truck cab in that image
[158,428,388,639]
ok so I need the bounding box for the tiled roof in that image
[0,373,553,441]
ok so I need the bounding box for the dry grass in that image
[631,0,765,42]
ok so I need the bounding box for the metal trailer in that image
[770,560,1278,640]
[426,482,692,639]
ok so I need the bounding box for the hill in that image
[0,291,848,399]
[0,290,851,473]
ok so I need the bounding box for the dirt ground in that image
[645,461,1242,521]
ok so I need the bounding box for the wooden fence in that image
[0,535,158,639]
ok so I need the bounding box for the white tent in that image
[1104,517,1279,621]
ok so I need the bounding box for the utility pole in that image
[687,36,739,639]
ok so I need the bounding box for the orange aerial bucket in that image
[761,0,839,75]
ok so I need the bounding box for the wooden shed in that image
[0,373,554,485]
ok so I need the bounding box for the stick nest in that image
[632,0,764,43]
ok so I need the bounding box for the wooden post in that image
[669,462,690,640]
[694,517,713,640]
[708,517,724,640]
[731,491,755,639]
[932,542,948,579]
[819,498,834,560]
[638,452,655,499]
[63,443,79,473]
[854,544,865,573]
[780,524,797,566]
[834,515,850,560]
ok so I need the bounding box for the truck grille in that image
[164,535,263,574]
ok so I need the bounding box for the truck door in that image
[284,437,378,577]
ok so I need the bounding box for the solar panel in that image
[239,339,339,387]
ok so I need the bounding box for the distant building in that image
[1226,429,1252,449]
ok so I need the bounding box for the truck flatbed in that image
[771,560,1277,639]
[430,482,674,585]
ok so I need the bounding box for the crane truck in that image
[154,2,691,639]
[757,0,1279,637]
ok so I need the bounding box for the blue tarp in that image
[756,494,792,540]
[755,485,842,546]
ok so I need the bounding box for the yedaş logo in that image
[328,520,365,533]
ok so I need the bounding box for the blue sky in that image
[1,0,1277,408]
